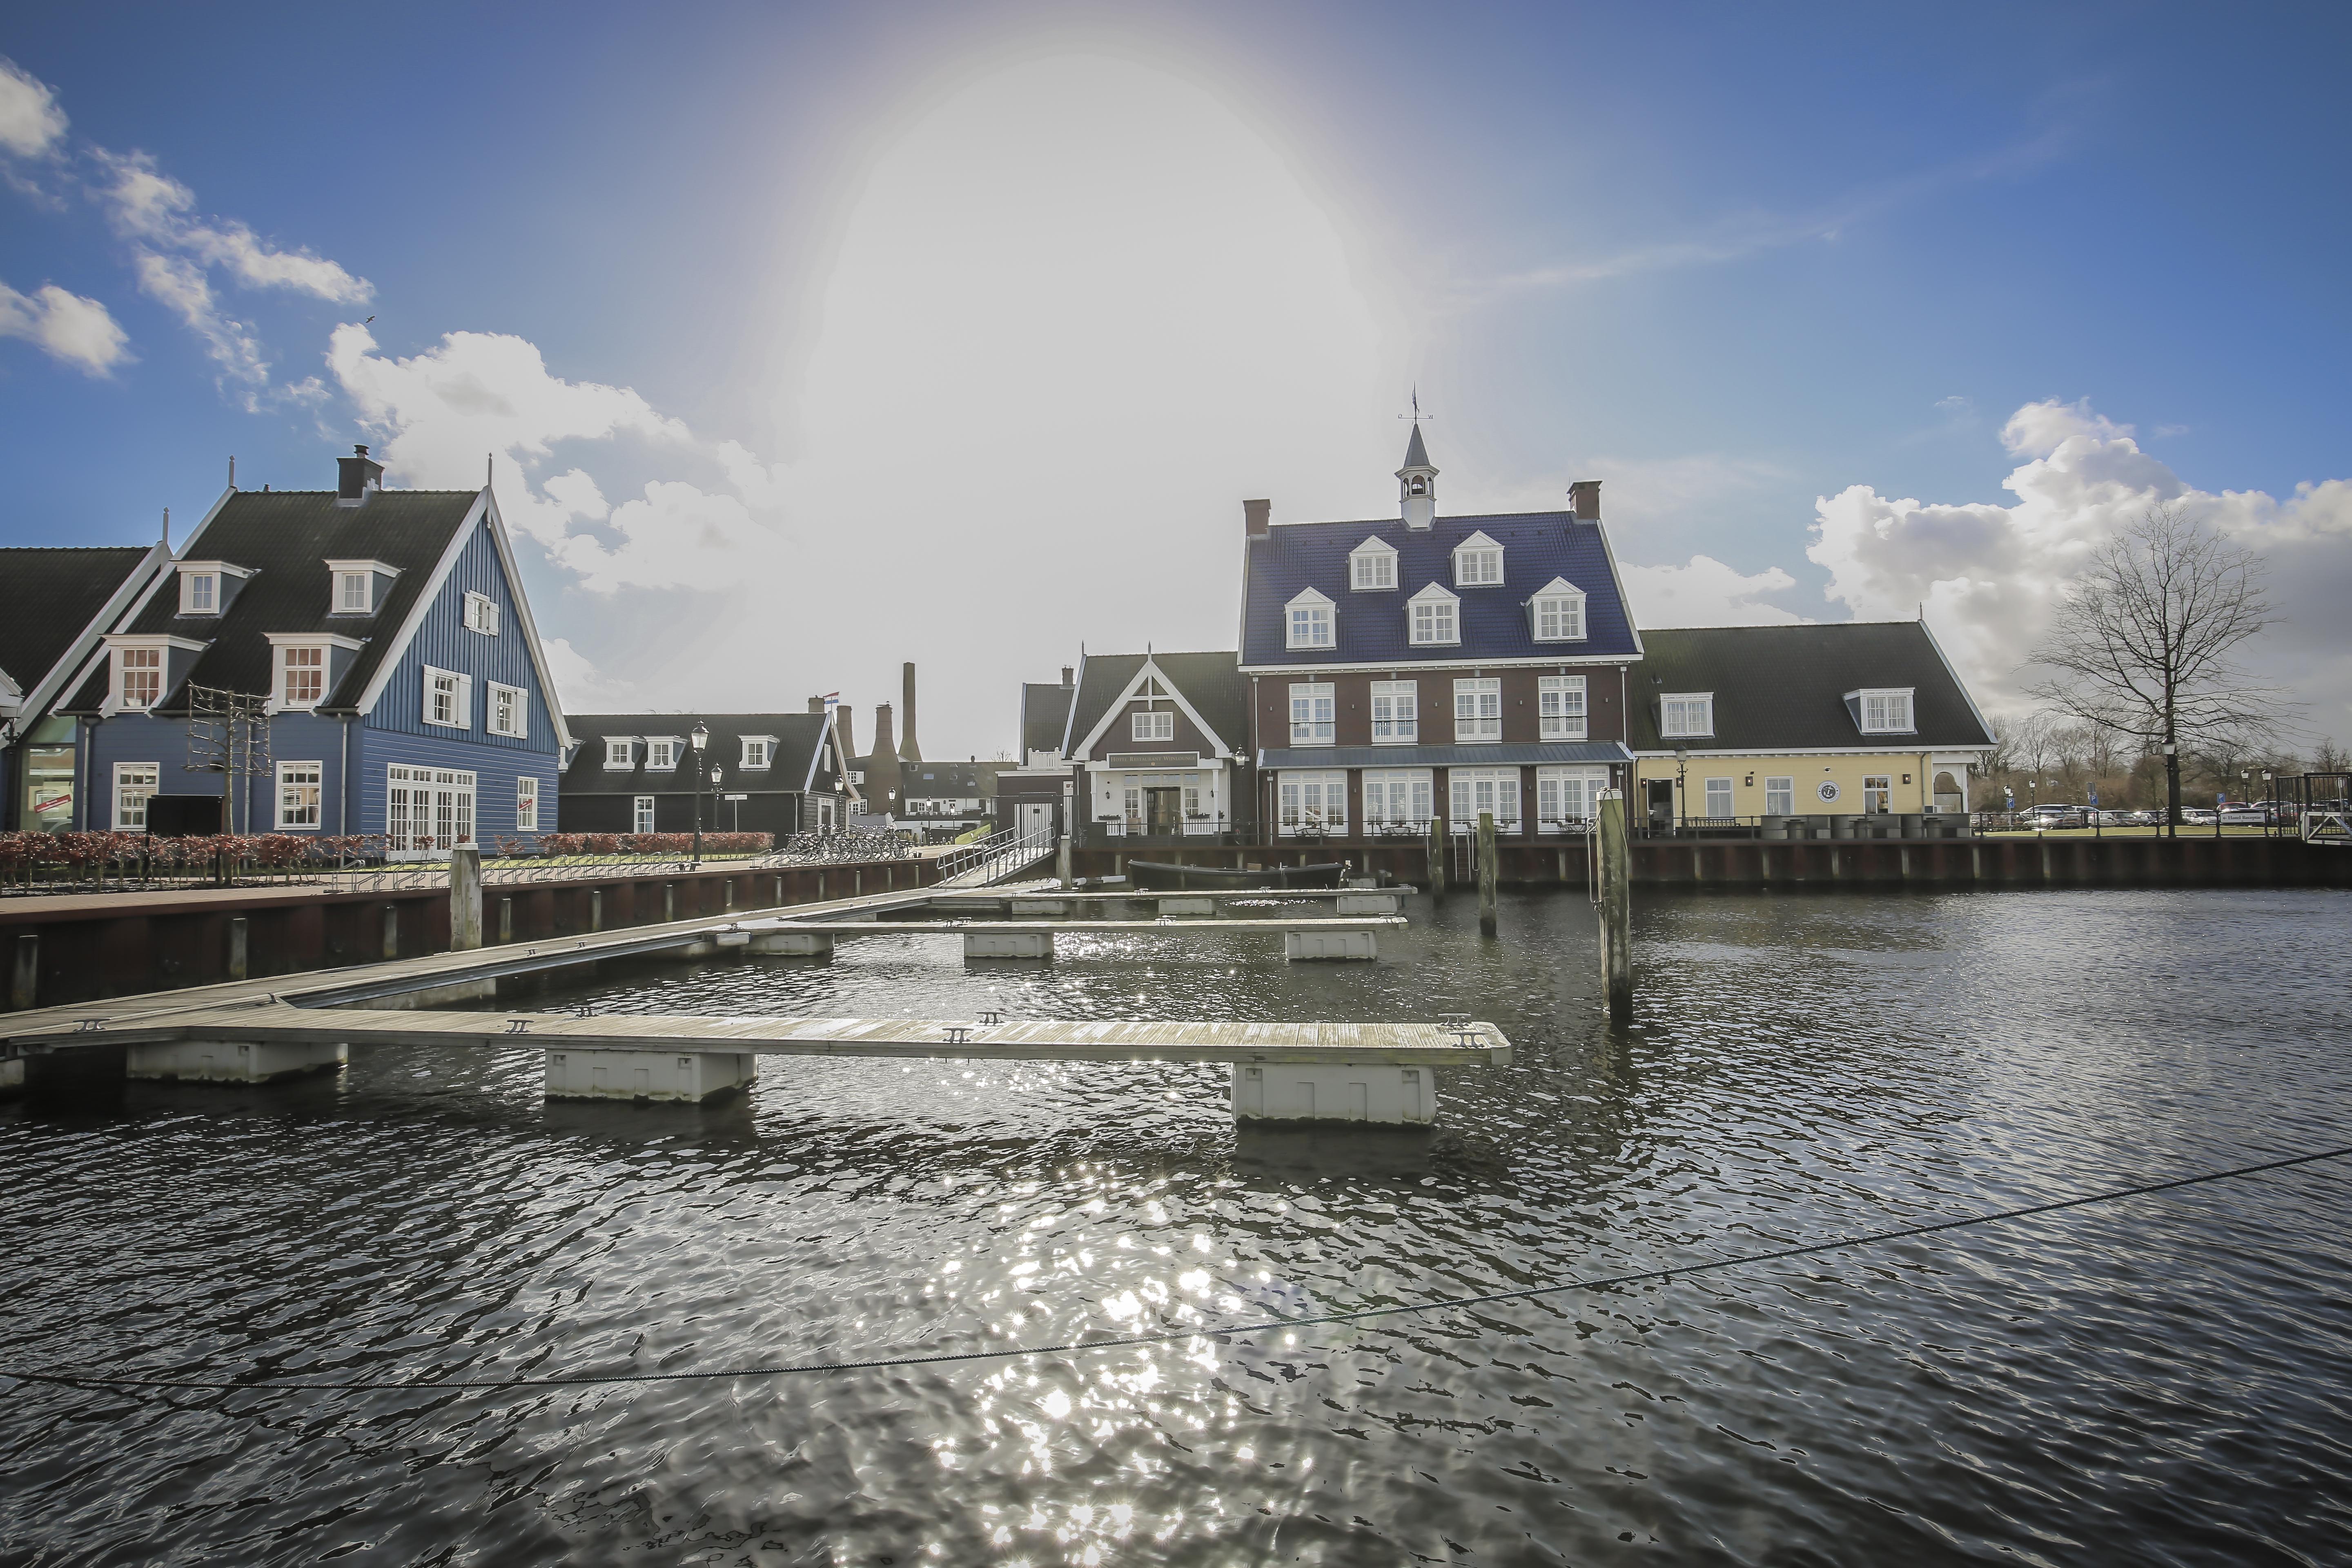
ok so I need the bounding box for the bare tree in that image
[2025,502,2287,836]
[2314,737,2350,777]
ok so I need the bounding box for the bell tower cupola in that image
[1397,421,1437,530]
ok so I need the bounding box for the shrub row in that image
[0,831,384,878]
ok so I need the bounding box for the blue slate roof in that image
[1258,742,1630,768]
[1240,510,1642,670]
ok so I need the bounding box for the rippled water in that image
[5,888,2351,1566]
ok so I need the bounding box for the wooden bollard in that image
[1058,832,1074,890]
[1477,811,1499,937]
[381,904,401,961]
[449,845,483,951]
[227,917,249,982]
[1427,815,1446,904]
[9,933,36,1011]
[1597,791,1632,1023]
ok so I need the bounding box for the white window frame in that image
[1449,766,1521,832]
[646,737,677,771]
[463,590,501,636]
[1530,577,1587,642]
[1408,583,1460,646]
[276,761,323,830]
[741,736,773,769]
[385,764,476,857]
[116,646,163,710]
[1288,682,1335,746]
[633,795,656,834]
[336,572,372,614]
[1285,588,1335,650]
[1361,768,1432,827]
[1765,776,1796,815]
[1370,679,1418,744]
[422,666,470,729]
[604,737,635,769]
[1130,710,1176,742]
[113,762,160,830]
[1453,677,1502,743]
[1349,537,1398,591]
[1277,769,1348,835]
[1704,777,1734,819]
[1660,692,1714,739]
[1538,675,1586,741]
[1862,774,1894,815]
[179,570,219,615]
[1856,688,1915,735]
[278,644,329,709]
[1535,766,1610,831]
[1452,530,1504,588]
[515,775,540,832]
[486,680,527,739]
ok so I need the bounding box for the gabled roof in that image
[1241,509,1641,670]
[560,712,838,794]
[1066,650,1245,758]
[0,545,163,722]
[1624,623,1996,753]
[62,487,484,716]
[1020,681,1075,755]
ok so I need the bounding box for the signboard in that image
[724,793,748,801]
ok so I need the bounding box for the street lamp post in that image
[689,722,710,866]
[1674,747,1689,835]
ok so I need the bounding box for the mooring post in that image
[1427,814,1446,904]
[1597,791,1633,1023]
[381,904,400,961]
[227,916,249,982]
[449,845,483,951]
[1477,810,1499,938]
[497,896,514,944]
[589,889,604,932]
[1057,831,1074,890]
[9,933,36,1011]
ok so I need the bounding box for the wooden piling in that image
[1428,815,1446,904]
[449,845,483,951]
[1597,792,1632,1024]
[1477,811,1499,937]
[381,904,400,961]
[10,933,35,1011]
[227,917,248,982]
[1057,832,1074,890]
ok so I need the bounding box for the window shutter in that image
[458,674,473,728]
[422,675,435,726]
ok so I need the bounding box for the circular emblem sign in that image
[1817,780,1841,802]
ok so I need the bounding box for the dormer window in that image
[1408,582,1460,646]
[742,737,773,768]
[647,737,677,770]
[1285,588,1334,650]
[604,737,635,769]
[1530,578,1587,641]
[183,572,218,615]
[1661,693,1715,739]
[281,645,326,707]
[325,559,396,616]
[1452,531,1503,587]
[1853,688,1916,734]
[464,591,501,636]
[118,646,162,708]
[1349,537,1397,591]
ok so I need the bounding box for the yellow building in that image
[1625,623,1994,830]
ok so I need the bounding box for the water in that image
[4,888,2351,1566]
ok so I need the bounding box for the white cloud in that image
[0,278,130,374]
[132,249,268,385]
[95,151,370,304]
[1620,555,1804,628]
[1808,398,2352,730]
[0,56,67,160]
[538,636,638,712]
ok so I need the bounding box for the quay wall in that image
[1073,837,2352,892]
[0,857,939,1010]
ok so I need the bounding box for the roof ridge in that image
[1264,508,1579,529]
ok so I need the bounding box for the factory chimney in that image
[899,662,922,762]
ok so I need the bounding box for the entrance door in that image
[1018,802,1054,841]
[1646,778,1676,831]
[1145,787,1182,836]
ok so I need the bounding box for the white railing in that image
[936,824,1058,887]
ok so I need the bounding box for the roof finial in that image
[486,452,494,487]
[161,507,169,551]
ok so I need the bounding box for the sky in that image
[4,2,2350,760]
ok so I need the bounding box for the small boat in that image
[1127,859,1349,891]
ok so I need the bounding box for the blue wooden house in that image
[60,445,570,855]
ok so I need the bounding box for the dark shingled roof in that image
[902,760,996,800]
[0,546,154,696]
[1067,651,1245,756]
[64,488,481,715]
[1624,623,1995,753]
[561,712,837,795]
[1020,681,1074,756]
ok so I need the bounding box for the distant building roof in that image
[902,760,998,800]
[1020,681,1075,756]
[1067,650,1245,757]
[562,711,838,794]
[1240,510,1640,670]
[0,545,158,710]
[1624,623,1996,753]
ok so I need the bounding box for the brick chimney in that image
[1060,665,1074,686]
[866,703,902,810]
[1243,498,1271,537]
[1568,480,1602,522]
[899,661,922,762]
[336,443,384,508]
[807,696,825,713]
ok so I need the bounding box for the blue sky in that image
[4,2,2349,757]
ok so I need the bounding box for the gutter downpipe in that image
[341,716,353,834]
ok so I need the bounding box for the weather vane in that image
[1400,385,1434,426]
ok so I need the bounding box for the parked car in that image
[2178,807,2218,825]
[2017,804,2087,829]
